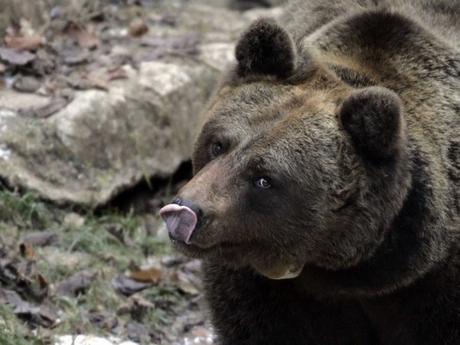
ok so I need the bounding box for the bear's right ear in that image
[235,18,296,79]
[339,87,406,163]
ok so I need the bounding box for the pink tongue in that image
[159,204,198,244]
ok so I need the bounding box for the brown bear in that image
[160,0,460,344]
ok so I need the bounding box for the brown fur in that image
[167,1,460,344]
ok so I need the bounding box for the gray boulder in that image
[0,3,282,206]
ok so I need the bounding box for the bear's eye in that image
[210,141,224,159]
[253,177,272,189]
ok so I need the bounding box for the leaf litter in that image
[0,0,202,124]
[0,186,214,344]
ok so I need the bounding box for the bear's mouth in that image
[170,238,247,259]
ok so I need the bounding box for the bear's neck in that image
[298,147,453,297]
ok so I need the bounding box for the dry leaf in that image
[22,231,58,247]
[19,243,36,260]
[76,30,100,49]
[18,97,70,119]
[37,274,48,290]
[129,18,149,37]
[65,22,99,49]
[32,274,49,302]
[85,72,109,90]
[0,288,57,328]
[5,35,44,51]
[170,270,200,295]
[112,274,151,296]
[129,267,162,284]
[107,67,128,81]
[56,270,97,297]
[0,47,35,65]
[117,295,155,323]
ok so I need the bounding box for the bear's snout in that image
[159,199,201,244]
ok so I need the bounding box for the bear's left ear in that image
[235,18,296,79]
[339,87,406,163]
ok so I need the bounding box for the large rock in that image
[0,3,283,206]
[0,62,214,205]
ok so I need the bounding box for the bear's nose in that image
[159,198,202,245]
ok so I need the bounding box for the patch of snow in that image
[4,75,16,89]
[107,28,128,38]
[0,145,11,160]
[0,109,16,118]
[182,335,215,345]
[55,335,139,345]
[182,332,216,345]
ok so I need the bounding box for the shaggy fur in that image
[340,87,405,162]
[168,1,460,344]
[236,18,297,79]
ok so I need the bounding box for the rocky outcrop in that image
[0,3,283,206]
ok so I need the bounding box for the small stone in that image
[63,52,89,66]
[126,322,150,343]
[56,270,97,297]
[63,213,85,228]
[0,48,35,65]
[13,76,41,93]
[50,6,63,19]
[22,231,58,247]
[129,18,149,37]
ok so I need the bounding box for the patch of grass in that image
[0,305,45,345]
[0,189,180,344]
[143,285,184,325]
[0,190,57,230]
[53,294,107,337]
[139,236,170,257]
[60,212,150,270]
[0,332,46,345]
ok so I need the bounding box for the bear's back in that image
[283,0,460,50]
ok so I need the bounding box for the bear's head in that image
[160,18,411,280]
